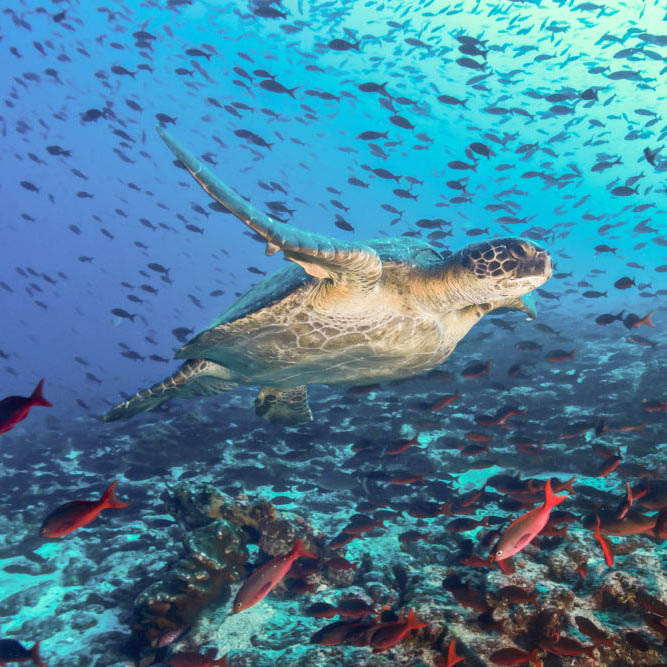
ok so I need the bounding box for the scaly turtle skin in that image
[105,128,552,426]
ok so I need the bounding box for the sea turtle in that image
[104,127,552,426]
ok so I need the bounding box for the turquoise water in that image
[1,0,666,665]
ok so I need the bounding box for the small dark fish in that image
[259,78,297,97]
[449,160,477,171]
[110,65,135,78]
[155,113,177,126]
[358,82,388,94]
[389,115,414,130]
[147,262,170,276]
[438,94,467,106]
[328,38,360,51]
[357,131,388,141]
[614,277,635,289]
[611,185,637,196]
[595,311,624,325]
[185,48,212,60]
[111,308,136,321]
[335,219,354,232]
[582,290,607,298]
[373,168,401,181]
[456,57,485,71]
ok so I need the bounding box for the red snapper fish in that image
[0,639,45,667]
[0,379,52,435]
[490,478,568,562]
[40,480,129,538]
[233,538,316,612]
[167,652,228,666]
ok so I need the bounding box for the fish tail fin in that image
[101,480,130,509]
[641,311,655,327]
[616,310,625,320]
[545,478,569,508]
[406,608,426,630]
[30,641,45,667]
[30,379,53,407]
[560,476,576,495]
[292,538,316,559]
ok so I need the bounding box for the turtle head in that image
[448,238,551,306]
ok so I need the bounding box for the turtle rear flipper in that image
[104,359,236,422]
[254,385,312,425]
[157,127,382,293]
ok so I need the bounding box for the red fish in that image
[465,432,493,442]
[458,554,493,568]
[304,602,338,619]
[459,443,489,456]
[574,615,615,648]
[609,423,645,435]
[0,640,45,667]
[494,407,526,426]
[389,473,425,485]
[329,533,356,549]
[324,556,356,571]
[489,647,539,665]
[462,360,491,378]
[459,486,485,507]
[511,438,543,456]
[596,446,622,477]
[539,636,596,657]
[626,311,654,328]
[617,481,647,519]
[443,638,465,666]
[40,480,129,538]
[546,349,575,362]
[430,393,461,411]
[490,479,568,562]
[369,608,426,651]
[0,379,52,435]
[386,434,420,455]
[167,652,228,666]
[593,514,614,566]
[233,538,316,612]
[642,400,666,413]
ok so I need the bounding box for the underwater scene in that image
[1,0,667,665]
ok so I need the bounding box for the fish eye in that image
[495,549,503,557]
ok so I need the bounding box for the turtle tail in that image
[104,359,236,422]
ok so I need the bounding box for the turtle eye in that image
[509,241,528,259]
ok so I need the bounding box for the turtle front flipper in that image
[491,293,537,320]
[156,127,382,293]
[104,359,237,422]
[254,385,312,425]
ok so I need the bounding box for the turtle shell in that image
[210,237,446,328]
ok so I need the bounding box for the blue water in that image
[1,0,666,665]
